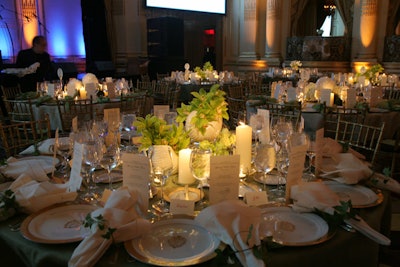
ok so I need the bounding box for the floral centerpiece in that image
[356,64,384,86]
[290,60,302,71]
[194,61,214,81]
[176,84,229,141]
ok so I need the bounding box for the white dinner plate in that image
[253,171,286,185]
[323,181,381,208]
[1,156,59,178]
[20,204,96,244]
[125,218,221,266]
[259,206,329,246]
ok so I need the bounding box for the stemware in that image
[148,145,173,214]
[254,143,276,191]
[189,147,211,209]
[81,138,103,204]
[274,148,289,203]
[55,134,73,176]
[120,113,137,151]
[303,133,317,181]
[99,138,121,191]
[249,114,264,146]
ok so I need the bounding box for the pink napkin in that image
[195,200,264,267]
[68,187,151,267]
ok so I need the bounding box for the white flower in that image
[290,60,302,71]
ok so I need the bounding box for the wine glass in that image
[120,113,137,151]
[254,143,276,191]
[148,145,173,214]
[55,133,73,176]
[249,114,264,146]
[81,138,102,204]
[189,147,211,209]
[99,138,121,191]
[303,133,317,181]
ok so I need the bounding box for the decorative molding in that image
[244,0,256,21]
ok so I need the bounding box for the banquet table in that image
[0,175,392,267]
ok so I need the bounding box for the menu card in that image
[104,108,121,145]
[369,86,384,108]
[257,109,270,144]
[209,155,240,204]
[320,89,334,107]
[68,142,84,192]
[106,82,116,99]
[122,153,150,208]
[285,137,307,203]
[153,105,170,120]
[345,88,357,108]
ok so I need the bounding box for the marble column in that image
[264,0,283,66]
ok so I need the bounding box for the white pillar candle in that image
[80,88,87,99]
[178,148,195,184]
[329,93,334,107]
[235,123,252,175]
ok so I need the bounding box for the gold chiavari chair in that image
[324,105,366,139]
[334,117,385,167]
[379,127,400,178]
[1,84,22,100]
[3,98,35,123]
[0,114,51,158]
[226,96,247,129]
[256,101,303,130]
[227,84,245,99]
[383,88,400,100]
[166,85,181,110]
[135,80,156,94]
[120,94,147,117]
[56,97,94,132]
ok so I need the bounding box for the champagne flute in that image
[148,145,173,214]
[189,147,211,209]
[274,149,289,203]
[303,133,317,181]
[254,143,276,191]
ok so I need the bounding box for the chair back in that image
[257,101,302,130]
[1,85,22,100]
[166,85,181,110]
[227,84,245,99]
[3,98,35,123]
[120,94,147,117]
[0,114,51,158]
[334,117,384,166]
[56,97,94,132]
[324,106,366,139]
[136,80,155,94]
[383,88,400,100]
[226,96,247,129]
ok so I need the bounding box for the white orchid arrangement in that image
[290,60,302,71]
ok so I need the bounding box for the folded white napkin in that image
[68,187,151,267]
[19,138,60,155]
[321,137,365,160]
[290,181,341,215]
[8,175,77,214]
[195,200,264,267]
[319,153,372,184]
[1,157,55,182]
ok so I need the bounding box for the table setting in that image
[0,83,399,267]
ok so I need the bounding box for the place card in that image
[285,138,307,203]
[245,191,268,206]
[170,199,195,215]
[257,109,270,144]
[209,155,240,204]
[68,142,83,192]
[122,153,150,208]
[153,105,170,120]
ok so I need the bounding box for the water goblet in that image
[148,145,173,214]
[120,113,137,151]
[189,147,211,209]
[99,139,121,191]
[249,114,264,146]
[254,143,276,192]
[81,138,103,204]
[55,133,73,176]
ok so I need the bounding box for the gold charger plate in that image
[124,217,222,266]
[20,204,96,244]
